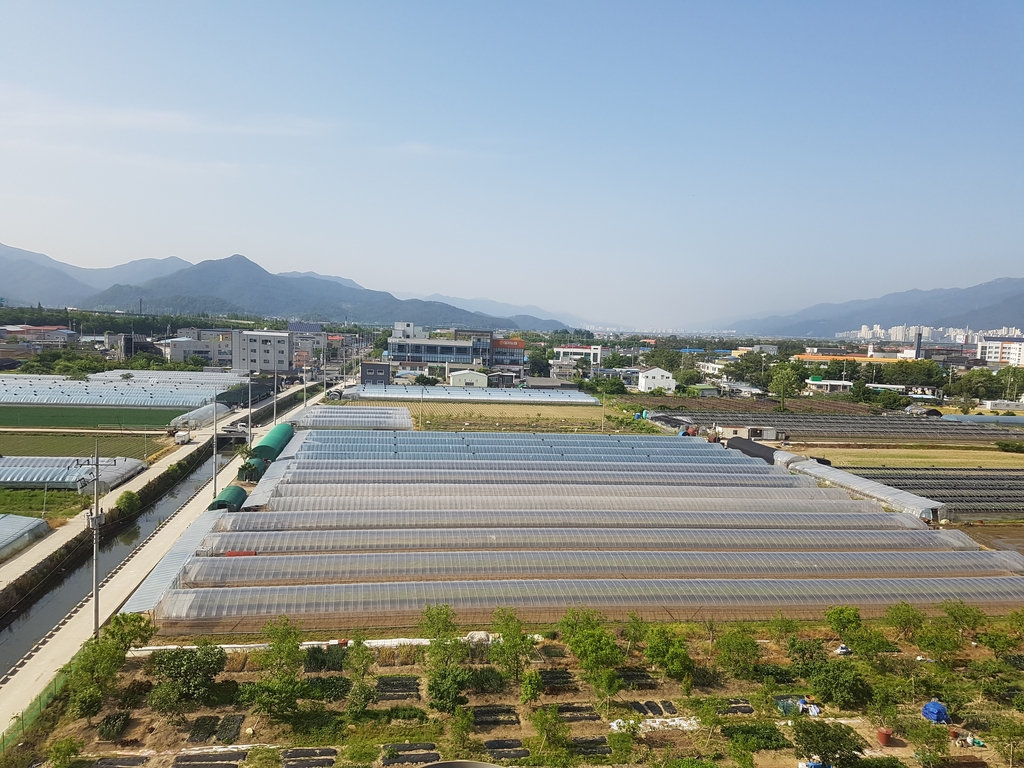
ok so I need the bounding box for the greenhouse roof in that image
[129,429,1024,631]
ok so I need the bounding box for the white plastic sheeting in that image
[0,371,246,408]
[288,406,414,431]
[170,402,233,429]
[775,450,947,520]
[0,514,50,563]
[0,456,146,492]
[343,384,599,404]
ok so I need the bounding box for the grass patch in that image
[0,405,184,428]
[0,432,169,460]
[0,488,90,519]
[240,747,280,768]
[815,446,1024,468]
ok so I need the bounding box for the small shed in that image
[208,485,249,513]
[450,370,488,388]
[719,426,778,441]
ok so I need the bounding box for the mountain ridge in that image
[78,254,560,329]
[735,277,1024,336]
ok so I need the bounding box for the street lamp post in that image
[247,371,253,447]
[212,392,218,500]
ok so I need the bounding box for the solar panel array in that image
[343,384,599,404]
[148,430,1024,632]
[0,371,247,408]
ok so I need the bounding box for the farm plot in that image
[0,431,173,460]
[345,399,608,432]
[0,405,184,428]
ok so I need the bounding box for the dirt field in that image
[959,521,1024,554]
[344,399,617,433]
[793,445,1024,468]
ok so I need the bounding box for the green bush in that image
[996,441,1024,454]
[304,675,352,701]
[721,723,792,751]
[304,644,347,672]
[469,666,506,694]
[98,710,132,741]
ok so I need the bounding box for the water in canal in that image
[0,453,226,673]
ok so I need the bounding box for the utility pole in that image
[247,371,253,448]
[273,345,278,425]
[212,393,218,500]
[89,440,104,638]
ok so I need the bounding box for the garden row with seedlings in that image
[19,601,1024,768]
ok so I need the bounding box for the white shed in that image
[449,370,489,388]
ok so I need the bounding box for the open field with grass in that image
[0,431,174,460]
[345,399,649,433]
[0,405,184,428]
[795,445,1024,468]
[0,488,90,519]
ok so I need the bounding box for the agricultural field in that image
[0,431,174,460]
[345,399,651,433]
[33,604,1024,768]
[804,445,1024,469]
[0,405,184,429]
[0,487,90,520]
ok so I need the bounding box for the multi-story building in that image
[637,367,677,393]
[287,323,328,369]
[156,332,233,365]
[552,344,608,367]
[360,360,393,385]
[977,336,1024,367]
[231,330,294,374]
[386,322,525,374]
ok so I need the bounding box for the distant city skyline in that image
[1,2,1021,329]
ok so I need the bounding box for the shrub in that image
[151,643,227,701]
[48,738,83,768]
[304,675,352,701]
[304,644,347,672]
[715,630,761,679]
[808,660,872,710]
[118,679,152,709]
[996,441,1024,454]
[469,666,506,694]
[721,723,792,751]
[98,711,132,741]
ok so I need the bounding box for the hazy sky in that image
[0,2,1021,330]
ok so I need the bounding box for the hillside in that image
[80,254,527,328]
[736,277,1024,336]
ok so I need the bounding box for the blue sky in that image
[0,2,1021,329]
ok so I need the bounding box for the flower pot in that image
[877,728,893,746]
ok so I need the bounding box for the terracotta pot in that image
[877,728,893,746]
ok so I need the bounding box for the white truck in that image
[174,430,191,445]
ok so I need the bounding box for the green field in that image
[0,488,90,519]
[0,432,169,460]
[0,405,184,428]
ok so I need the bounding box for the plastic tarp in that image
[208,485,249,513]
[253,423,295,461]
[776,451,947,520]
[170,402,232,429]
[922,701,951,723]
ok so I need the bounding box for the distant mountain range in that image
[736,277,1024,337]
[392,292,597,330]
[0,242,569,330]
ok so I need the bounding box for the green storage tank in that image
[207,484,249,513]
[252,423,295,461]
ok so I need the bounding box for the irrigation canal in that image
[0,452,227,673]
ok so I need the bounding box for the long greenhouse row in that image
[653,411,1016,440]
[342,384,599,404]
[842,467,1024,519]
[0,371,248,407]
[128,427,1024,632]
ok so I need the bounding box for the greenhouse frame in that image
[127,429,1024,633]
